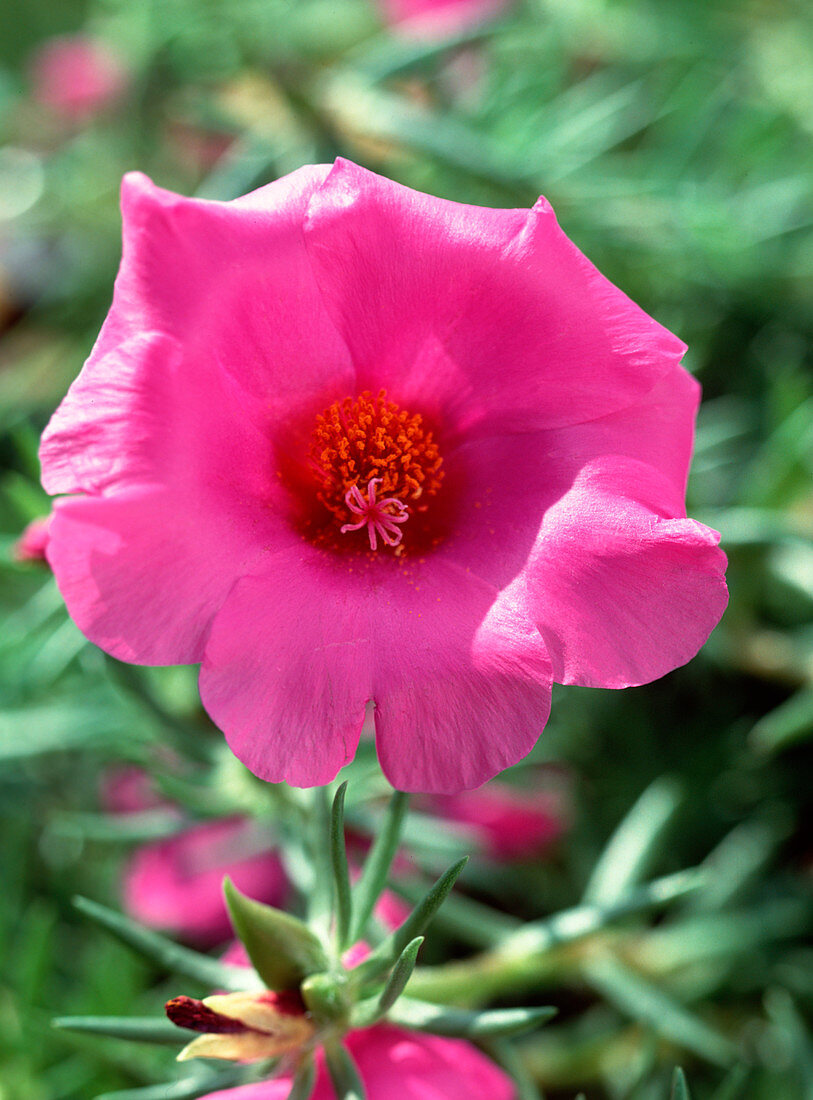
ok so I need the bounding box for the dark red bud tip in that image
[259,989,308,1017]
[165,995,246,1034]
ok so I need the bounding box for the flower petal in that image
[41,166,353,497]
[200,550,550,792]
[197,1024,515,1099]
[47,485,288,664]
[304,158,685,439]
[199,551,373,787]
[519,473,728,688]
[371,561,552,793]
[337,1025,516,1100]
[441,366,703,591]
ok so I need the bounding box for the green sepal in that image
[223,877,328,991]
[330,782,353,950]
[350,790,409,944]
[73,896,258,992]
[388,996,557,1038]
[301,970,351,1025]
[355,857,467,982]
[324,1040,367,1100]
[671,1068,692,1100]
[54,1015,182,1045]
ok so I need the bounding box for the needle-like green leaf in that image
[355,857,468,982]
[287,1055,317,1100]
[73,896,259,992]
[54,1016,182,1045]
[330,781,352,951]
[389,997,557,1039]
[671,1067,692,1100]
[324,1040,367,1100]
[583,776,682,905]
[350,789,409,944]
[377,936,424,1014]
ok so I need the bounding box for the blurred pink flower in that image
[102,765,164,814]
[427,779,566,860]
[377,0,513,38]
[103,769,287,946]
[124,816,287,946]
[13,514,52,564]
[30,35,127,120]
[40,159,727,794]
[198,1024,515,1099]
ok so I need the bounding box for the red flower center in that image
[306,390,444,554]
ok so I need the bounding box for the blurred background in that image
[0,1,811,1098]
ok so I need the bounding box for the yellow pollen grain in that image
[309,389,444,537]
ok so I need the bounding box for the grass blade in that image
[583,777,682,905]
[584,955,736,1067]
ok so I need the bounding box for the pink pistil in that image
[340,477,409,551]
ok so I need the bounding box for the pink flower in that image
[426,778,567,860]
[377,0,513,38]
[40,159,728,793]
[102,765,164,814]
[13,514,52,564]
[123,816,287,947]
[197,1023,515,1099]
[30,35,126,120]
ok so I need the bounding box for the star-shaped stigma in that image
[340,477,410,551]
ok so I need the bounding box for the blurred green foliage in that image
[0,1,811,1098]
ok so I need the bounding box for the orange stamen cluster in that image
[309,390,443,548]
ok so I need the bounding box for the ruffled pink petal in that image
[124,818,287,946]
[41,167,353,498]
[304,159,685,440]
[417,365,727,687]
[371,561,551,793]
[444,444,726,687]
[46,485,289,664]
[441,367,701,588]
[199,1024,515,1100]
[522,488,728,688]
[199,551,373,787]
